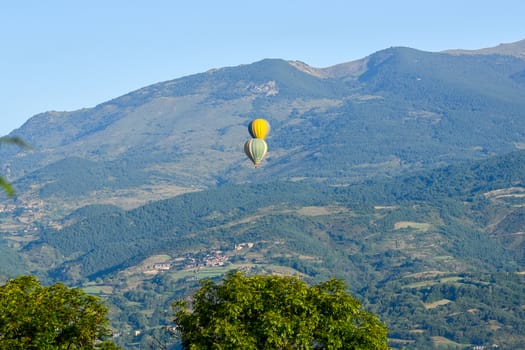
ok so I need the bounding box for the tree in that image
[0,136,30,197]
[0,275,121,349]
[173,271,389,349]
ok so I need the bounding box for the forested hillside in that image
[6,150,521,348]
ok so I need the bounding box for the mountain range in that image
[1,39,525,349]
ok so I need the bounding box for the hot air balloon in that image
[248,118,270,140]
[244,138,268,167]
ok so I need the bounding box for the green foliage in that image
[0,275,120,349]
[0,176,14,197]
[173,272,389,349]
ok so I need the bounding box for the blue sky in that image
[1,0,524,135]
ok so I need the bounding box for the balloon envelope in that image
[248,118,270,140]
[244,138,268,167]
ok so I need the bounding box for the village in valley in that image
[138,242,257,276]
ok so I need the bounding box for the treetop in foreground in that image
[173,271,389,349]
[0,275,120,349]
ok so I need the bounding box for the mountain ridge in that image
[444,38,525,58]
[287,39,525,79]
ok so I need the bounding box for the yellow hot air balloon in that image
[244,138,268,167]
[248,118,270,140]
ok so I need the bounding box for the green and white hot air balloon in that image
[244,138,268,167]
